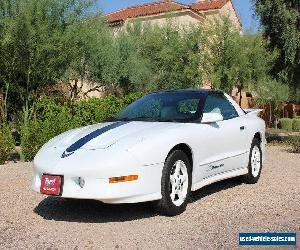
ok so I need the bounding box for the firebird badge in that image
[207,163,224,172]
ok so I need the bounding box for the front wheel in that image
[153,150,192,216]
[244,138,262,184]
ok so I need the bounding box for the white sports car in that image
[33,89,266,216]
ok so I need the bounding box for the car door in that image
[195,92,248,181]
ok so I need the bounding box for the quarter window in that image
[203,93,239,120]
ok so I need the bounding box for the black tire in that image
[153,150,192,216]
[244,138,262,184]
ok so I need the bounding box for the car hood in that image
[45,121,181,151]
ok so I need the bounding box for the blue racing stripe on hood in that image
[61,122,129,158]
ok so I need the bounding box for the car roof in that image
[151,89,224,95]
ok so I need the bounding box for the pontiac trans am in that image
[32,89,266,216]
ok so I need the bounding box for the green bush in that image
[22,99,77,160]
[22,100,79,161]
[20,93,143,161]
[21,121,43,161]
[292,119,300,132]
[71,96,124,126]
[21,114,76,161]
[278,118,293,131]
[288,136,300,153]
[0,124,15,164]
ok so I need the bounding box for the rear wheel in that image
[244,138,262,184]
[153,150,192,216]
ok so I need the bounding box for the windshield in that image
[113,91,207,123]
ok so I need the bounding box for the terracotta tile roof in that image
[191,0,230,11]
[106,0,231,23]
[107,1,189,23]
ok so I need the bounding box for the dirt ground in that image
[0,146,299,250]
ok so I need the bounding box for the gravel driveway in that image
[0,146,299,250]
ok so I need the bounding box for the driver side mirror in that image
[201,113,223,124]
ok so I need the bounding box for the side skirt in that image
[191,167,248,192]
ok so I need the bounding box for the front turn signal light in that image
[109,175,139,184]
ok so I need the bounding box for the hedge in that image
[21,106,76,161]
[0,124,15,164]
[278,118,293,131]
[21,93,143,161]
[278,118,300,132]
[292,119,300,132]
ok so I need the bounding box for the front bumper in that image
[32,145,163,203]
[32,163,163,203]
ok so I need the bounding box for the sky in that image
[97,0,260,32]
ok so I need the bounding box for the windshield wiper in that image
[156,118,177,122]
[107,116,158,122]
[106,116,131,122]
[131,116,158,122]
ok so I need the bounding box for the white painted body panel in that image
[32,97,266,204]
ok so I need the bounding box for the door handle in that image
[240,126,245,130]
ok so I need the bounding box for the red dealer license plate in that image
[40,175,62,196]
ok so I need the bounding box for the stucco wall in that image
[219,1,241,30]
[202,1,241,31]
[112,10,204,35]
[112,1,240,35]
[129,10,204,28]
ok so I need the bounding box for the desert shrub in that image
[21,100,76,161]
[288,136,300,153]
[278,118,293,131]
[292,119,300,132]
[71,93,143,126]
[21,121,44,161]
[21,117,76,161]
[0,124,15,164]
[20,93,143,161]
[72,96,124,126]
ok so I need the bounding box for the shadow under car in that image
[34,176,244,223]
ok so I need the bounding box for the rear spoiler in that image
[244,109,263,116]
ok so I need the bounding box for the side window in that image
[177,99,199,115]
[160,99,200,120]
[203,93,239,120]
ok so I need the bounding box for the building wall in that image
[112,2,241,35]
[129,10,204,28]
[112,10,204,35]
[201,2,241,31]
[219,1,241,30]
